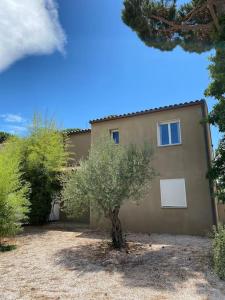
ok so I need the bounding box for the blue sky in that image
[0,0,220,147]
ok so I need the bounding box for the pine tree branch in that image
[184,2,208,22]
[150,14,213,32]
[207,0,220,32]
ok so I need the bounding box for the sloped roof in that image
[89,99,205,124]
[64,129,91,135]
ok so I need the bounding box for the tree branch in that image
[184,2,208,22]
[207,0,220,32]
[150,14,213,32]
[139,0,221,34]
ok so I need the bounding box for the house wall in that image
[90,102,216,235]
[67,131,91,165]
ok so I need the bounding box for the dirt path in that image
[0,224,225,300]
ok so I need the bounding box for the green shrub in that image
[213,225,225,280]
[0,138,30,245]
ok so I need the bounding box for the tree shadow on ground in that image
[21,223,91,235]
[21,225,50,237]
[26,222,109,240]
[72,228,212,248]
[54,236,216,294]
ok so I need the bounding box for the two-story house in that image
[67,100,218,235]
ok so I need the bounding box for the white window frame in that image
[110,129,119,144]
[160,178,187,208]
[157,120,182,147]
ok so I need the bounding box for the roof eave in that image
[89,99,206,125]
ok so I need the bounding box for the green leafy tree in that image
[205,47,225,131]
[0,138,30,246]
[21,115,68,224]
[205,44,225,203]
[63,136,155,249]
[208,136,225,203]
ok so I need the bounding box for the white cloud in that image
[1,113,25,123]
[7,125,27,134]
[0,113,27,135]
[0,0,66,72]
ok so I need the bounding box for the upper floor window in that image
[158,120,181,146]
[111,129,119,144]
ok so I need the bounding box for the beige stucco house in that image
[67,100,218,235]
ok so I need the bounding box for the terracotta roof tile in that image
[64,129,91,135]
[89,100,205,124]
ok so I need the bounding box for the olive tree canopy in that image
[63,136,155,249]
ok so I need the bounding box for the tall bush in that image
[213,225,225,280]
[0,138,30,244]
[22,115,68,224]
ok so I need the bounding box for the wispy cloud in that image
[6,125,27,135]
[0,114,25,123]
[0,113,28,135]
[0,124,27,135]
[0,0,67,72]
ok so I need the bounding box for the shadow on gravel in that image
[54,239,211,293]
[22,222,91,235]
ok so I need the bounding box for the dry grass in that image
[0,223,225,300]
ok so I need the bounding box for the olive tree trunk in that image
[110,209,124,249]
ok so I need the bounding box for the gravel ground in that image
[0,224,225,300]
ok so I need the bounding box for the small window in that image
[111,130,119,144]
[158,121,181,146]
[160,178,187,208]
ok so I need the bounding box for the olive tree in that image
[63,136,155,249]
